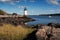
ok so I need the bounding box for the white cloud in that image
[46,9,60,13]
[18,5,28,9]
[0,0,11,2]
[0,0,20,5]
[10,2,15,5]
[49,10,55,11]
[18,6,25,8]
[0,0,20,3]
[30,0,35,2]
[46,0,60,5]
[15,1,20,3]
[50,0,58,5]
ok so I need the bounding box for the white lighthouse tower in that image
[24,7,28,16]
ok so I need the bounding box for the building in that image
[24,7,28,16]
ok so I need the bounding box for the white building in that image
[24,7,28,16]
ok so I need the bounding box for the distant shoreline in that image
[39,13,60,16]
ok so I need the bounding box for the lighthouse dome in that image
[24,7,27,11]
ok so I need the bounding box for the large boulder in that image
[36,28,46,40]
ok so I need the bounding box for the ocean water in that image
[25,15,60,25]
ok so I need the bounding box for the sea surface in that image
[25,15,60,26]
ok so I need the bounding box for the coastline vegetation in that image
[0,24,34,40]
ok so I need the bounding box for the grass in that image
[0,24,34,40]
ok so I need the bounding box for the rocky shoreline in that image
[36,23,60,40]
[0,16,35,26]
[0,16,60,40]
[24,23,60,40]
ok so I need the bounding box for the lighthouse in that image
[24,7,28,16]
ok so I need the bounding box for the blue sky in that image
[0,0,60,15]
